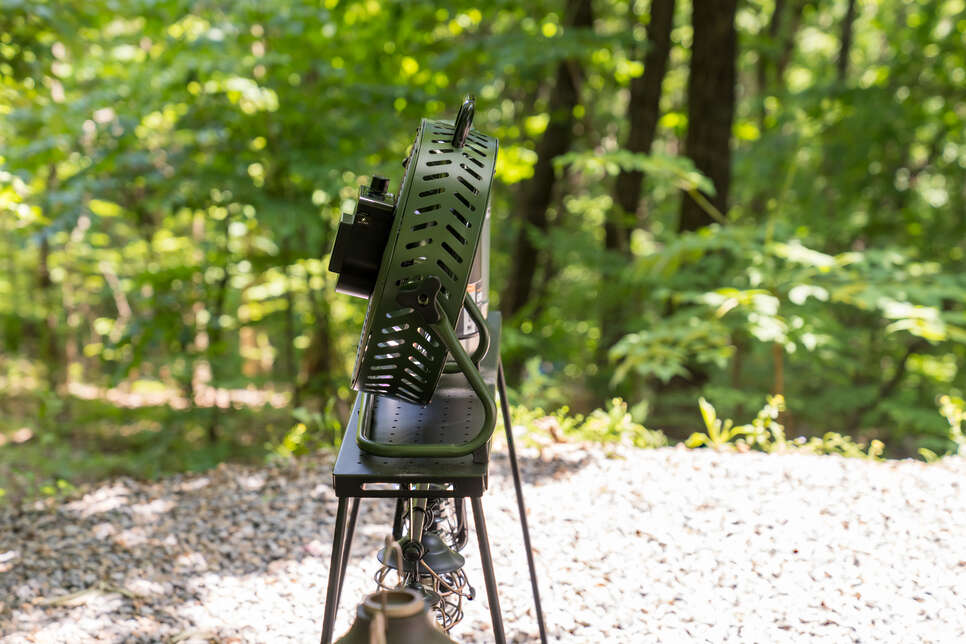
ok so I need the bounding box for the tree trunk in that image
[607,0,676,252]
[776,1,810,83]
[659,0,740,396]
[283,266,300,409]
[502,0,593,318]
[302,280,336,403]
[837,0,857,82]
[756,0,785,124]
[750,0,810,216]
[755,0,810,120]
[40,164,63,393]
[38,235,62,393]
[598,0,676,375]
[678,0,739,232]
[280,238,301,408]
[205,265,231,444]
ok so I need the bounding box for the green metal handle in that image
[443,296,489,373]
[356,304,496,458]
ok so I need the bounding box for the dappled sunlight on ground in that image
[2,447,966,642]
[67,380,289,411]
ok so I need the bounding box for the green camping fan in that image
[328,97,498,458]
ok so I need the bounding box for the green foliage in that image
[0,391,291,502]
[270,401,343,460]
[937,395,966,454]
[512,398,667,449]
[920,395,966,462]
[610,315,733,385]
[686,395,885,460]
[579,398,667,448]
[687,397,760,449]
[797,433,886,461]
[554,150,715,195]
[595,221,966,452]
[2,0,965,494]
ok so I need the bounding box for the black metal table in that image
[320,313,546,644]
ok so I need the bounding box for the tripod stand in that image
[319,313,546,643]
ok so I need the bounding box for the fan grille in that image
[351,119,498,404]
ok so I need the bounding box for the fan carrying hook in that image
[451,95,475,148]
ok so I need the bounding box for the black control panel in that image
[328,176,396,299]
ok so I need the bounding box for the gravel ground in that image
[2,443,966,643]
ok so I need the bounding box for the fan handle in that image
[451,95,475,148]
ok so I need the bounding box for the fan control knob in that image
[369,175,390,195]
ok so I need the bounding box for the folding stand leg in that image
[470,496,506,644]
[498,362,548,644]
[320,497,349,644]
[335,498,360,608]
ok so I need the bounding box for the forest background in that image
[2,0,965,499]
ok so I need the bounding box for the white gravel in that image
[2,443,965,643]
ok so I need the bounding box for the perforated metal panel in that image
[351,119,498,405]
[332,312,501,499]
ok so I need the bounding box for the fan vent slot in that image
[412,342,431,359]
[395,275,423,287]
[380,323,410,334]
[418,187,444,198]
[457,176,479,195]
[428,148,454,155]
[415,204,440,214]
[436,259,457,282]
[400,376,421,390]
[385,308,413,319]
[400,256,427,267]
[423,172,449,181]
[441,242,462,263]
[449,208,470,227]
[416,327,440,347]
[412,221,437,232]
[462,152,484,169]
[460,163,483,181]
[397,387,420,400]
[403,368,426,383]
[426,159,452,167]
[405,238,432,250]
[408,355,428,371]
[445,225,466,245]
[454,192,475,210]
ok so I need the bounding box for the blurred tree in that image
[609,0,675,251]
[678,0,738,231]
[2,0,966,493]
[598,0,676,365]
[503,0,594,319]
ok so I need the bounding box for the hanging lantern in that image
[374,532,474,631]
